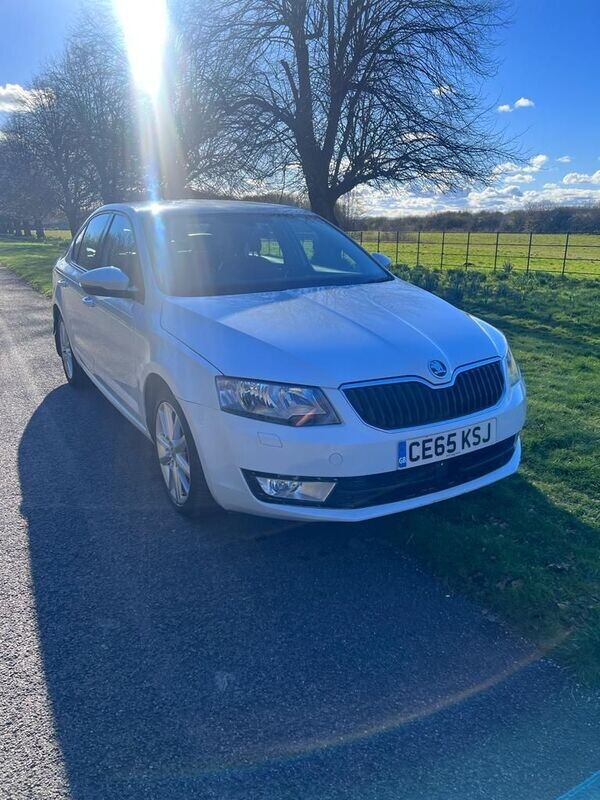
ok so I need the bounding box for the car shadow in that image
[18,384,596,799]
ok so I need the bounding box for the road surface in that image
[0,268,598,800]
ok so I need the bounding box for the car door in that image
[56,213,112,372]
[85,212,149,420]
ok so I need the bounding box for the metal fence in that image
[347,231,600,277]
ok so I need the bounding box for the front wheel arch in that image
[52,304,61,355]
[143,373,174,441]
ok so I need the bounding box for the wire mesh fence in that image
[347,231,600,277]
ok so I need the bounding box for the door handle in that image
[82,295,96,307]
[56,278,68,287]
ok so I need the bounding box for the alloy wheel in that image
[155,401,191,506]
[59,319,74,381]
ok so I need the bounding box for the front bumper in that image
[180,380,526,522]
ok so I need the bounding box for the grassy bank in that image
[0,235,69,296]
[386,266,600,682]
[1,235,599,680]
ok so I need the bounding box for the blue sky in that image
[1,0,599,215]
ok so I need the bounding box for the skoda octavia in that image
[52,201,526,521]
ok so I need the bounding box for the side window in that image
[102,214,144,294]
[77,214,110,269]
[70,224,87,263]
[299,228,360,274]
[259,237,284,262]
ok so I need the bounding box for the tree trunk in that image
[305,171,339,225]
[64,205,81,237]
[35,220,46,239]
[23,221,32,237]
[307,184,339,225]
[101,185,118,205]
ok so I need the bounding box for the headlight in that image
[505,347,521,386]
[215,377,340,426]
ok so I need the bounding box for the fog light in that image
[255,476,336,503]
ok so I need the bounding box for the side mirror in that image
[79,266,136,298]
[371,252,392,269]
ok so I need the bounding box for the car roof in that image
[97,199,312,218]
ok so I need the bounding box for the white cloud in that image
[492,161,520,174]
[352,168,600,217]
[399,131,435,143]
[503,173,534,184]
[352,185,447,216]
[494,154,548,178]
[464,183,600,211]
[527,154,548,171]
[497,97,535,113]
[432,84,454,97]
[514,97,535,109]
[556,155,572,163]
[348,153,600,216]
[562,169,600,185]
[0,83,36,113]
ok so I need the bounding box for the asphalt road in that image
[1,267,599,800]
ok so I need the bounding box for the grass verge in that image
[1,236,599,680]
[0,235,69,296]
[386,266,600,682]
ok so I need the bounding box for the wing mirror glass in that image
[79,266,136,298]
[371,252,392,269]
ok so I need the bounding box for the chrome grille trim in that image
[343,359,505,431]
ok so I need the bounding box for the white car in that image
[53,201,526,522]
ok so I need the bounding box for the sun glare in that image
[113,0,169,97]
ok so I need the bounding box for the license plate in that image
[398,419,496,469]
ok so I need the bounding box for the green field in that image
[45,229,72,240]
[387,266,600,682]
[1,236,599,681]
[351,231,600,276]
[0,235,69,295]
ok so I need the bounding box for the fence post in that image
[395,230,399,264]
[465,231,471,269]
[526,231,533,273]
[562,232,570,276]
[493,232,500,272]
[440,231,445,269]
[376,230,381,252]
[359,230,363,246]
[416,230,421,265]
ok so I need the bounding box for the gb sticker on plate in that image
[398,441,408,469]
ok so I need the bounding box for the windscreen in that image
[147,212,392,296]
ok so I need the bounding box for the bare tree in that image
[16,85,99,235]
[0,122,57,237]
[179,0,513,223]
[47,7,141,205]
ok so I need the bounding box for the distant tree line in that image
[346,205,600,234]
[1,0,516,236]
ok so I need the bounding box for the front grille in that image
[244,436,517,509]
[344,360,505,430]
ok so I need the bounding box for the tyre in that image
[57,315,87,387]
[152,388,217,515]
